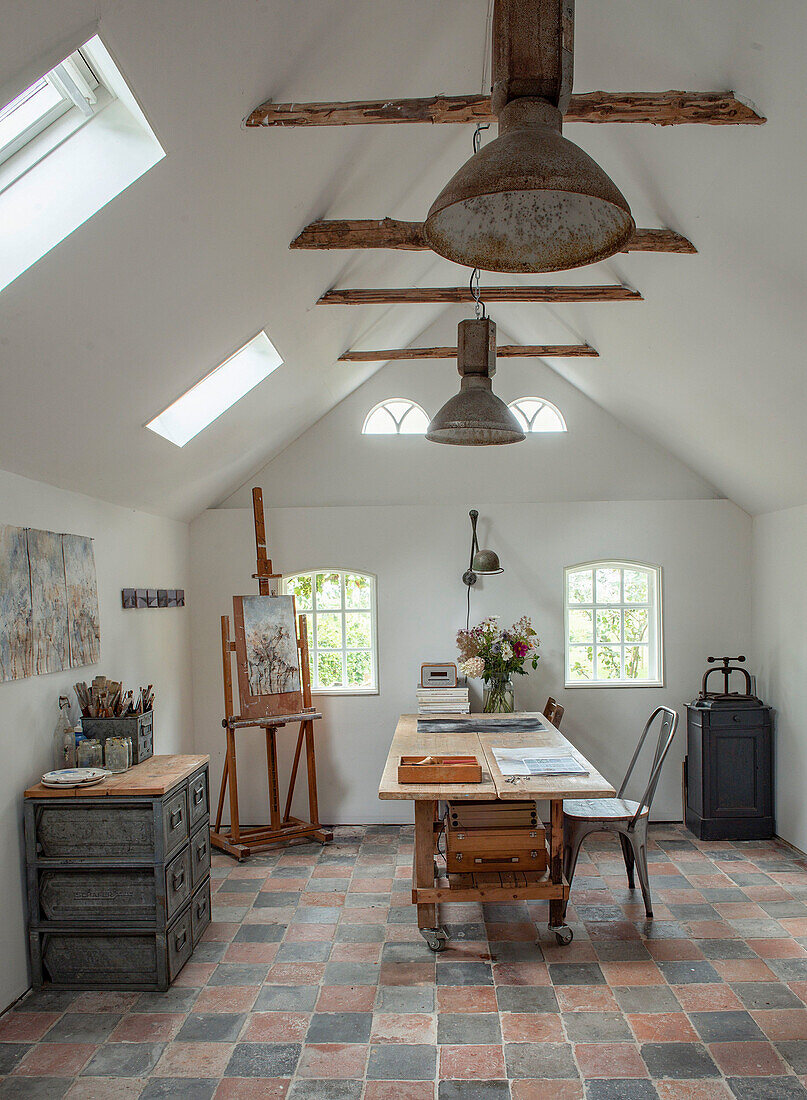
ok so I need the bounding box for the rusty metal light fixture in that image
[426,315,525,446]
[424,0,635,273]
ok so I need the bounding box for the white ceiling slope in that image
[0,0,803,520]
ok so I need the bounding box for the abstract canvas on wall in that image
[232,594,303,719]
[0,524,100,683]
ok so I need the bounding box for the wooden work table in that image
[378,713,615,950]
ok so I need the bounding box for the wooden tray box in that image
[397,755,482,784]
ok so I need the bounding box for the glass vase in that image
[483,677,515,713]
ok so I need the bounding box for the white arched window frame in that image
[508,397,567,433]
[362,399,430,435]
[281,569,378,694]
[564,560,664,687]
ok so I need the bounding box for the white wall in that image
[0,468,193,1011]
[753,504,807,854]
[191,500,751,831]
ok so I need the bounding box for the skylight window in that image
[146,332,283,447]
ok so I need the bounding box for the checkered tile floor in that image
[2,824,807,1098]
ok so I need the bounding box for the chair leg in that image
[627,825,653,919]
[619,833,635,889]
[562,819,592,921]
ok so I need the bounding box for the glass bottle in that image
[77,738,103,768]
[52,696,76,770]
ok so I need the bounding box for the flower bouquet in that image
[456,615,540,713]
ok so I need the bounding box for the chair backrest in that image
[543,697,565,728]
[618,706,678,825]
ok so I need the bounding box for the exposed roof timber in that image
[339,344,598,361]
[247,90,764,128]
[291,220,696,254]
[320,286,641,305]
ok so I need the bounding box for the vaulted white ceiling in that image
[0,0,803,520]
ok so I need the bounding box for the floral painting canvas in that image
[28,528,69,675]
[240,595,301,695]
[0,525,33,682]
[63,533,100,668]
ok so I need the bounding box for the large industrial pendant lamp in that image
[424,0,634,273]
[426,315,525,446]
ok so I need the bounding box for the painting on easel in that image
[233,594,303,719]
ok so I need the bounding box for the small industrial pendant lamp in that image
[463,509,504,585]
[424,0,634,273]
[426,316,525,446]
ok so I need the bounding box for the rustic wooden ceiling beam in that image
[247,90,764,128]
[339,344,598,361]
[291,219,696,254]
[320,286,641,305]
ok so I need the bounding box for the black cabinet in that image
[685,702,774,840]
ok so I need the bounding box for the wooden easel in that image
[210,488,332,860]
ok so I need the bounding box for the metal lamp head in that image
[424,99,635,273]
[426,317,525,446]
[471,548,503,575]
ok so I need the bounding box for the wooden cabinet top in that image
[25,755,209,799]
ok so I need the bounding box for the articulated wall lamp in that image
[463,509,504,628]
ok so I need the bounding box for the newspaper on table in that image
[491,745,589,777]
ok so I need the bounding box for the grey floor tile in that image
[367,1043,437,1079]
[640,1042,719,1079]
[276,942,332,962]
[689,1010,765,1042]
[295,907,342,923]
[81,1041,165,1076]
[699,939,755,959]
[505,1041,579,1078]
[254,985,319,1011]
[496,985,559,1013]
[324,962,380,985]
[436,961,493,986]
[656,960,721,985]
[375,986,434,1012]
[14,990,75,1013]
[41,1012,121,1043]
[563,1011,633,1041]
[439,1084,510,1099]
[437,1012,502,1044]
[306,1012,372,1043]
[288,1082,363,1100]
[585,1082,659,1100]
[0,1081,72,1099]
[768,958,807,981]
[253,891,302,907]
[734,982,805,1010]
[775,1040,807,1074]
[234,923,286,942]
[727,1079,807,1099]
[207,963,269,986]
[224,1041,301,1077]
[135,988,200,1012]
[0,1045,31,1074]
[382,942,435,963]
[139,1080,218,1099]
[594,942,652,962]
[176,1013,246,1041]
[548,963,606,986]
[335,924,386,943]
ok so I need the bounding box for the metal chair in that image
[562,706,678,919]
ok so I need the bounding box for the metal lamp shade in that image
[471,548,503,575]
[424,100,634,274]
[426,376,525,446]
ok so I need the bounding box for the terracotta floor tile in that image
[439,1043,506,1079]
[748,938,807,958]
[655,1081,733,1098]
[672,985,743,1012]
[713,959,776,982]
[224,942,280,964]
[284,923,336,942]
[600,961,664,986]
[15,1042,96,1076]
[153,1040,234,1077]
[69,992,139,1012]
[501,1012,564,1042]
[351,878,393,892]
[486,922,541,942]
[0,1012,61,1041]
[64,1079,145,1099]
[317,985,376,1012]
[708,1039,788,1076]
[363,1082,435,1100]
[370,1013,436,1044]
[242,1012,310,1042]
[437,986,498,1013]
[779,918,807,936]
[109,1012,185,1042]
[628,1013,699,1042]
[684,922,738,940]
[646,940,705,962]
[296,1042,368,1078]
[330,942,382,962]
[556,986,619,1012]
[193,986,259,1013]
[750,1008,807,1039]
[379,962,435,986]
[492,962,550,986]
[172,962,217,987]
[213,1079,290,1098]
[788,981,807,1005]
[574,1041,648,1078]
[510,1082,584,1100]
[265,962,325,984]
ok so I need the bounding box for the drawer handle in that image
[170,808,183,829]
[193,786,204,805]
[197,899,207,917]
[175,929,187,949]
[197,841,207,860]
[172,868,185,890]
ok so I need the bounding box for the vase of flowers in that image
[456,616,540,713]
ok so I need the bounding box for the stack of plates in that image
[41,768,110,789]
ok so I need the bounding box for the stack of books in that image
[416,686,470,715]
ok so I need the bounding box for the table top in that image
[25,754,210,799]
[378,714,615,801]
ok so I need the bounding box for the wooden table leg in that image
[414,800,437,930]
[549,798,564,929]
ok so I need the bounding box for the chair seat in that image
[563,797,648,821]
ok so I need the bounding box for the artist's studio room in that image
[2,4,807,1100]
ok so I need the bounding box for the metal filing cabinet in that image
[24,755,210,991]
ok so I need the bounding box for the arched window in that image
[508,397,566,433]
[282,570,378,693]
[362,399,429,435]
[564,561,663,687]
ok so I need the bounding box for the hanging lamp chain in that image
[469,121,490,320]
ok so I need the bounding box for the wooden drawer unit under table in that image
[25,754,210,991]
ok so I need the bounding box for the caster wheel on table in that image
[552,925,574,946]
[421,927,450,952]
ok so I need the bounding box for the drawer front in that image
[165,847,192,920]
[446,848,547,873]
[162,789,189,859]
[189,768,209,827]
[40,930,159,987]
[39,869,156,923]
[191,880,211,945]
[448,827,546,854]
[708,709,767,730]
[191,824,211,887]
[35,804,155,860]
[168,907,193,980]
